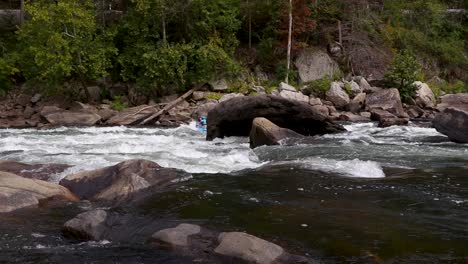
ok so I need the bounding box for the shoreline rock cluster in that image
[0,159,313,263]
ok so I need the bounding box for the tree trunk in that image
[162,14,167,47]
[248,0,251,49]
[20,0,24,24]
[285,0,292,84]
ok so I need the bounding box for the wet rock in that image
[106,105,157,126]
[206,95,345,140]
[152,223,201,247]
[433,108,468,143]
[436,93,468,112]
[0,118,29,128]
[59,159,189,204]
[214,232,284,264]
[0,171,78,213]
[413,82,435,109]
[326,82,350,110]
[63,209,108,240]
[294,49,340,82]
[339,112,370,122]
[0,160,70,181]
[249,117,303,148]
[366,88,407,118]
[370,109,408,127]
[40,106,101,126]
[219,93,244,103]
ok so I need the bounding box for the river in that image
[0,122,467,263]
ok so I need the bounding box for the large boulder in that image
[413,81,435,108]
[436,93,468,112]
[0,160,70,181]
[326,82,350,109]
[40,107,101,126]
[294,49,341,82]
[214,232,284,264]
[433,108,468,143]
[0,171,78,213]
[59,159,189,204]
[152,223,202,247]
[365,88,407,117]
[106,105,157,126]
[206,95,345,140]
[249,118,303,148]
[348,92,366,113]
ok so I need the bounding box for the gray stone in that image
[436,93,468,112]
[250,86,266,94]
[63,210,108,240]
[152,224,201,247]
[311,105,329,116]
[192,91,206,101]
[365,88,406,117]
[308,97,322,106]
[249,117,303,148]
[279,90,309,103]
[30,93,42,104]
[214,232,284,264]
[348,92,366,113]
[413,81,435,108]
[326,82,350,109]
[294,49,341,82]
[348,80,362,96]
[210,79,229,91]
[219,93,244,103]
[41,107,101,126]
[278,82,296,92]
[433,107,468,143]
[86,86,101,102]
[339,112,370,122]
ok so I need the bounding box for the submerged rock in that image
[0,171,78,213]
[152,223,202,247]
[206,95,345,141]
[214,232,284,264]
[370,109,408,128]
[249,117,303,148]
[59,159,189,205]
[0,160,70,181]
[63,209,108,240]
[433,108,468,143]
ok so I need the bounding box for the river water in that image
[0,122,467,263]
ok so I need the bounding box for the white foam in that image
[299,157,386,178]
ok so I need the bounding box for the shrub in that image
[110,96,126,111]
[205,92,223,100]
[384,50,421,102]
[303,77,333,98]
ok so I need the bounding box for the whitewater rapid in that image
[0,122,466,181]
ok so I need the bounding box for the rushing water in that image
[0,122,467,263]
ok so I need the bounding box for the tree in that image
[15,0,116,95]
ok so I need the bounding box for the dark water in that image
[0,123,467,263]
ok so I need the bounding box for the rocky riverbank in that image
[0,78,467,144]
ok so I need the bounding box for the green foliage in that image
[275,64,298,86]
[384,50,421,102]
[110,96,126,111]
[430,80,468,98]
[0,58,18,94]
[303,77,332,98]
[205,92,223,100]
[15,0,116,90]
[344,82,352,95]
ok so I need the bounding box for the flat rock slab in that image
[0,171,78,213]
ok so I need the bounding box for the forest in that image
[0,0,466,100]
